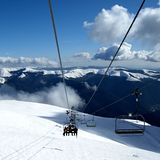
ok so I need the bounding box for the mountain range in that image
[0,66,160,127]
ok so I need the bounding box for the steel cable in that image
[83,0,146,112]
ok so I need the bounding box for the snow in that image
[0,67,160,82]
[43,70,56,75]
[42,68,98,78]
[0,100,160,160]
[97,68,151,81]
[64,68,98,78]
[143,69,160,76]
[97,68,106,75]
[42,70,63,75]
[19,73,26,79]
[119,71,141,81]
[23,67,40,73]
[0,68,12,77]
[0,77,5,84]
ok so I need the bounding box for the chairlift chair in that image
[86,116,96,127]
[80,114,87,125]
[115,88,145,135]
[75,113,81,122]
[63,123,78,136]
[115,113,145,134]
[63,108,78,136]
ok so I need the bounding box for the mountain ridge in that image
[0,67,160,127]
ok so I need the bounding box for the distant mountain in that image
[0,67,160,127]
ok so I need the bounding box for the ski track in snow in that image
[0,100,160,160]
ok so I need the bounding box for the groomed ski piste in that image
[0,100,160,160]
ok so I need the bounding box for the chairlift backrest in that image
[86,120,96,127]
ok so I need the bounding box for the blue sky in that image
[0,0,159,68]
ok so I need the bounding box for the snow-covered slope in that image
[64,68,98,78]
[0,68,11,84]
[0,68,12,77]
[0,100,160,160]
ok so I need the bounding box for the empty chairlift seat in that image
[86,119,96,127]
[80,114,87,125]
[115,113,145,134]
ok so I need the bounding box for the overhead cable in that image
[48,0,70,110]
[83,0,146,112]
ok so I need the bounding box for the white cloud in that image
[0,83,85,109]
[130,7,160,50]
[73,52,91,59]
[133,50,148,61]
[83,5,133,44]
[93,42,160,62]
[84,5,160,50]
[0,57,58,67]
[83,21,93,28]
[93,42,134,60]
[46,83,85,109]
[146,51,160,62]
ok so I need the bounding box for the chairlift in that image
[86,115,96,127]
[115,88,145,134]
[63,107,79,136]
[81,114,87,125]
[115,113,145,134]
[63,123,78,136]
[48,0,146,136]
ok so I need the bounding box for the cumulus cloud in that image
[0,57,58,67]
[84,5,160,50]
[93,42,134,60]
[93,42,160,62]
[83,5,133,44]
[73,52,91,59]
[146,51,160,62]
[0,83,85,109]
[131,7,160,50]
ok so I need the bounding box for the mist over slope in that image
[0,67,160,127]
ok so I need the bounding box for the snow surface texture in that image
[0,100,160,160]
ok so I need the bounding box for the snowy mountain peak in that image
[0,68,12,77]
[0,67,159,82]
